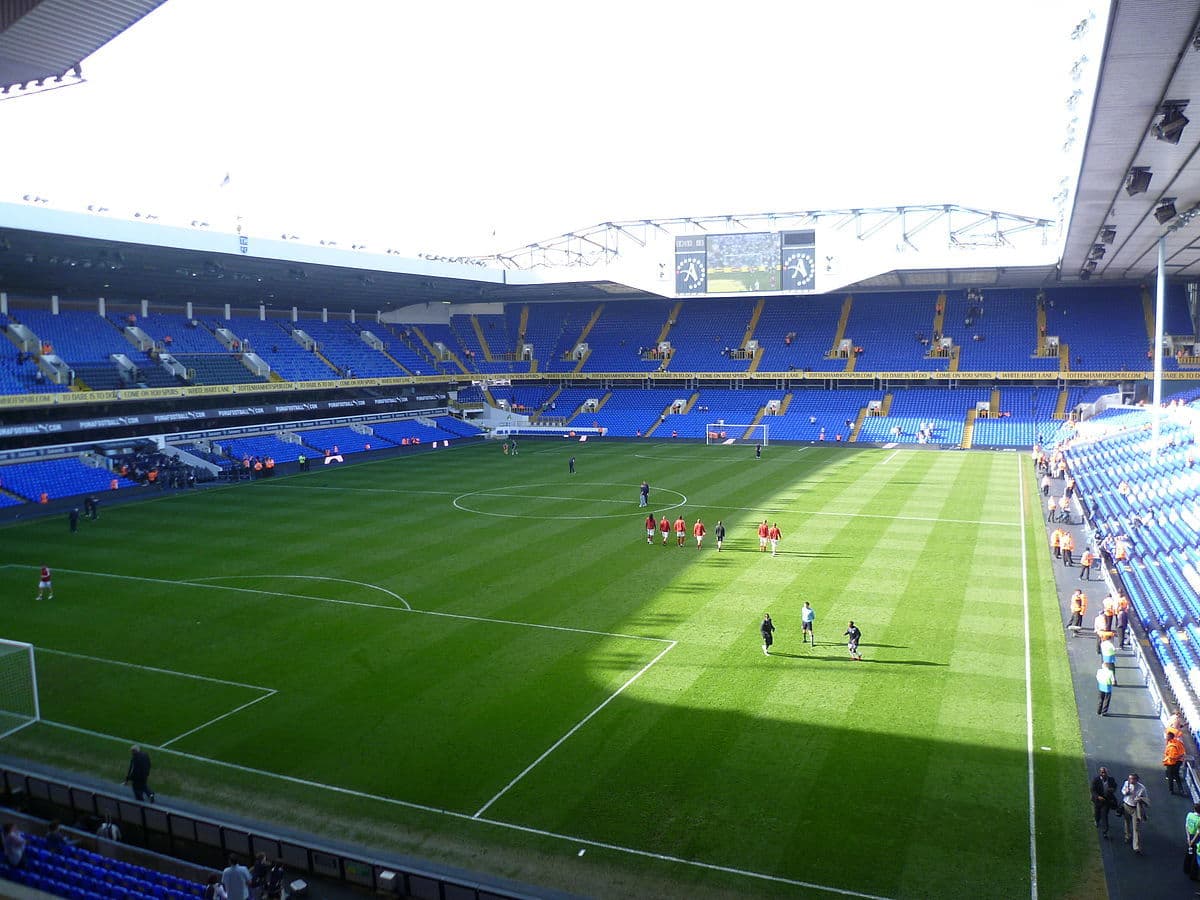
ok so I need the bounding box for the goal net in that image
[705,423,769,446]
[0,640,40,740]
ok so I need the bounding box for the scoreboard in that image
[674,230,816,295]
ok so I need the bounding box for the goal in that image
[0,640,40,740]
[705,423,768,446]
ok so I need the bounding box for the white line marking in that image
[259,485,461,497]
[26,720,896,900]
[0,720,37,741]
[683,504,1018,528]
[161,691,277,748]
[190,574,411,611]
[453,482,687,520]
[471,491,636,505]
[38,648,275,693]
[32,567,413,612]
[1017,456,1038,900]
[13,567,666,644]
[473,640,678,819]
[882,450,900,464]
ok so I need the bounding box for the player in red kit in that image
[692,518,706,549]
[758,520,770,552]
[645,514,656,544]
[768,522,782,556]
[36,565,53,600]
[659,515,671,546]
[674,516,687,547]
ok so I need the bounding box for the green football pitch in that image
[0,442,1097,899]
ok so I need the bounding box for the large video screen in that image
[674,230,815,295]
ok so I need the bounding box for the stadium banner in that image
[56,389,120,404]
[0,394,446,441]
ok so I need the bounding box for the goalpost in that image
[705,423,769,446]
[0,640,40,740]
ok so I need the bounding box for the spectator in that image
[203,873,227,900]
[221,855,253,900]
[45,820,75,852]
[3,823,25,867]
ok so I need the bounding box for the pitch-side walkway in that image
[1045,483,1197,900]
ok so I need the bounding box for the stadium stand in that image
[583,388,688,436]
[662,300,753,372]
[936,289,1058,371]
[296,319,407,378]
[1045,286,1149,371]
[218,435,308,464]
[0,458,138,502]
[856,387,990,445]
[223,318,337,381]
[841,292,950,372]
[169,352,265,385]
[371,419,465,445]
[296,426,377,454]
[525,301,599,373]
[752,295,848,373]
[1,832,207,900]
[578,301,675,372]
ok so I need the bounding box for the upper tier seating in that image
[171,353,265,385]
[664,300,753,372]
[1045,286,1149,371]
[752,296,847,373]
[525,302,599,374]
[579,301,675,373]
[842,292,950,372]
[297,320,407,378]
[127,313,225,353]
[372,323,444,375]
[224,319,337,381]
[937,289,1057,371]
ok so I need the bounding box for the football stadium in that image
[2,2,1200,899]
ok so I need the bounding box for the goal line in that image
[705,423,768,446]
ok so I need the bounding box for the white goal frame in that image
[705,423,768,446]
[0,639,40,740]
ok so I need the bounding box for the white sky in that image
[0,0,1107,261]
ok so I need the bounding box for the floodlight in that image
[1126,167,1153,196]
[1082,259,1097,273]
[1079,270,1091,281]
[1099,225,1117,244]
[1156,199,1178,224]
[1089,244,1106,260]
[1155,103,1190,144]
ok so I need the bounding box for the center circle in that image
[452,482,688,520]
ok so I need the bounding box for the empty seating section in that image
[937,289,1056,371]
[1046,286,1148,370]
[857,388,990,444]
[370,420,462,445]
[473,313,526,369]
[585,388,686,436]
[527,302,599,373]
[373,324,443,375]
[1167,283,1194,336]
[665,300,752,371]
[0,458,137,501]
[3,832,206,899]
[554,387,607,421]
[844,292,949,372]
[455,384,485,403]
[0,351,69,394]
[218,435,307,463]
[296,426,375,454]
[489,385,557,412]
[447,315,517,374]
[971,387,1066,448]
[417,324,474,373]
[227,319,336,381]
[431,415,483,438]
[132,314,224,353]
[14,309,130,363]
[171,353,264,385]
[297,320,405,378]
[580,301,674,372]
[173,443,236,470]
[771,389,883,441]
[752,296,846,373]
[665,390,770,438]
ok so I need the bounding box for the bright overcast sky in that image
[0,0,1106,259]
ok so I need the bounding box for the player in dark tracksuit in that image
[761,614,775,656]
[844,622,863,660]
[715,520,726,551]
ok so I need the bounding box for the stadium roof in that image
[0,0,165,92]
[1063,0,1200,283]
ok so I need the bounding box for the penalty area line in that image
[21,721,896,900]
[473,639,677,819]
